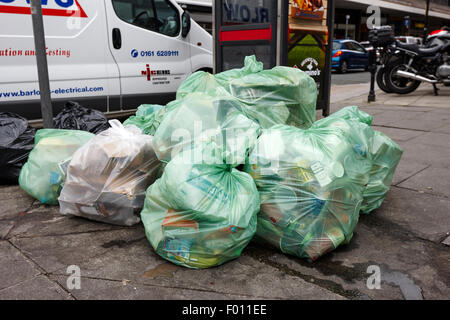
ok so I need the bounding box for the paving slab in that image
[397,140,450,169]
[0,186,35,220]
[391,160,429,186]
[408,111,450,124]
[406,132,450,149]
[0,221,14,239]
[50,275,258,300]
[0,241,41,290]
[373,186,450,243]
[371,126,423,142]
[387,118,448,132]
[435,124,450,134]
[258,214,450,300]
[361,105,437,113]
[10,227,146,274]
[5,208,126,240]
[49,237,344,300]
[413,95,450,108]
[397,167,450,198]
[442,236,450,246]
[0,275,72,300]
[371,110,416,127]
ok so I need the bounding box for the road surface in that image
[331,70,370,85]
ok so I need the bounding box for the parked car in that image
[332,40,369,73]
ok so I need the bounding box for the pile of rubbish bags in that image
[11,56,402,269]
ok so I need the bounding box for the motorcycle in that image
[383,29,450,95]
[375,46,395,93]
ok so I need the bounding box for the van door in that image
[0,0,121,119]
[104,0,191,109]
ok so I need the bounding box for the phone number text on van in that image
[135,50,179,57]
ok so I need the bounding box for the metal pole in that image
[424,0,430,41]
[367,47,376,102]
[345,15,350,39]
[30,0,53,128]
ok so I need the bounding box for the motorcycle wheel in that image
[384,60,421,94]
[376,67,392,93]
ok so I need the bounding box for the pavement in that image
[1,83,449,300]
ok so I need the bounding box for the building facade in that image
[177,0,450,40]
[335,0,450,40]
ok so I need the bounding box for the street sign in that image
[213,0,286,71]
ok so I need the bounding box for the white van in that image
[0,0,213,120]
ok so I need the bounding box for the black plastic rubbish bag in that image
[54,101,110,134]
[0,112,36,183]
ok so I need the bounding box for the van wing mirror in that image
[181,11,191,38]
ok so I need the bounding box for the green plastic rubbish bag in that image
[58,120,161,226]
[123,104,167,135]
[19,129,94,205]
[326,105,373,126]
[153,91,260,165]
[246,123,372,261]
[320,106,403,214]
[140,144,260,269]
[176,71,218,100]
[361,130,402,213]
[177,55,317,129]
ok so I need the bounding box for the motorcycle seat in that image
[396,42,443,56]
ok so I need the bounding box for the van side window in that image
[112,0,180,37]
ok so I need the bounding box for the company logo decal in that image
[141,64,170,84]
[0,0,88,18]
[131,49,138,58]
[300,57,321,77]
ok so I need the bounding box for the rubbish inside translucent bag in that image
[177,55,317,129]
[140,144,260,269]
[58,120,161,226]
[362,130,402,213]
[19,129,94,205]
[246,122,372,261]
[315,106,403,214]
[123,104,168,136]
[152,90,260,165]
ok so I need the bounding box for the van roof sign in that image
[0,0,87,18]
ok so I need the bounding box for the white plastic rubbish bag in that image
[58,120,161,226]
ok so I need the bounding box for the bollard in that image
[367,48,377,102]
[30,0,53,128]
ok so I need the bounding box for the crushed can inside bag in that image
[58,120,161,226]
